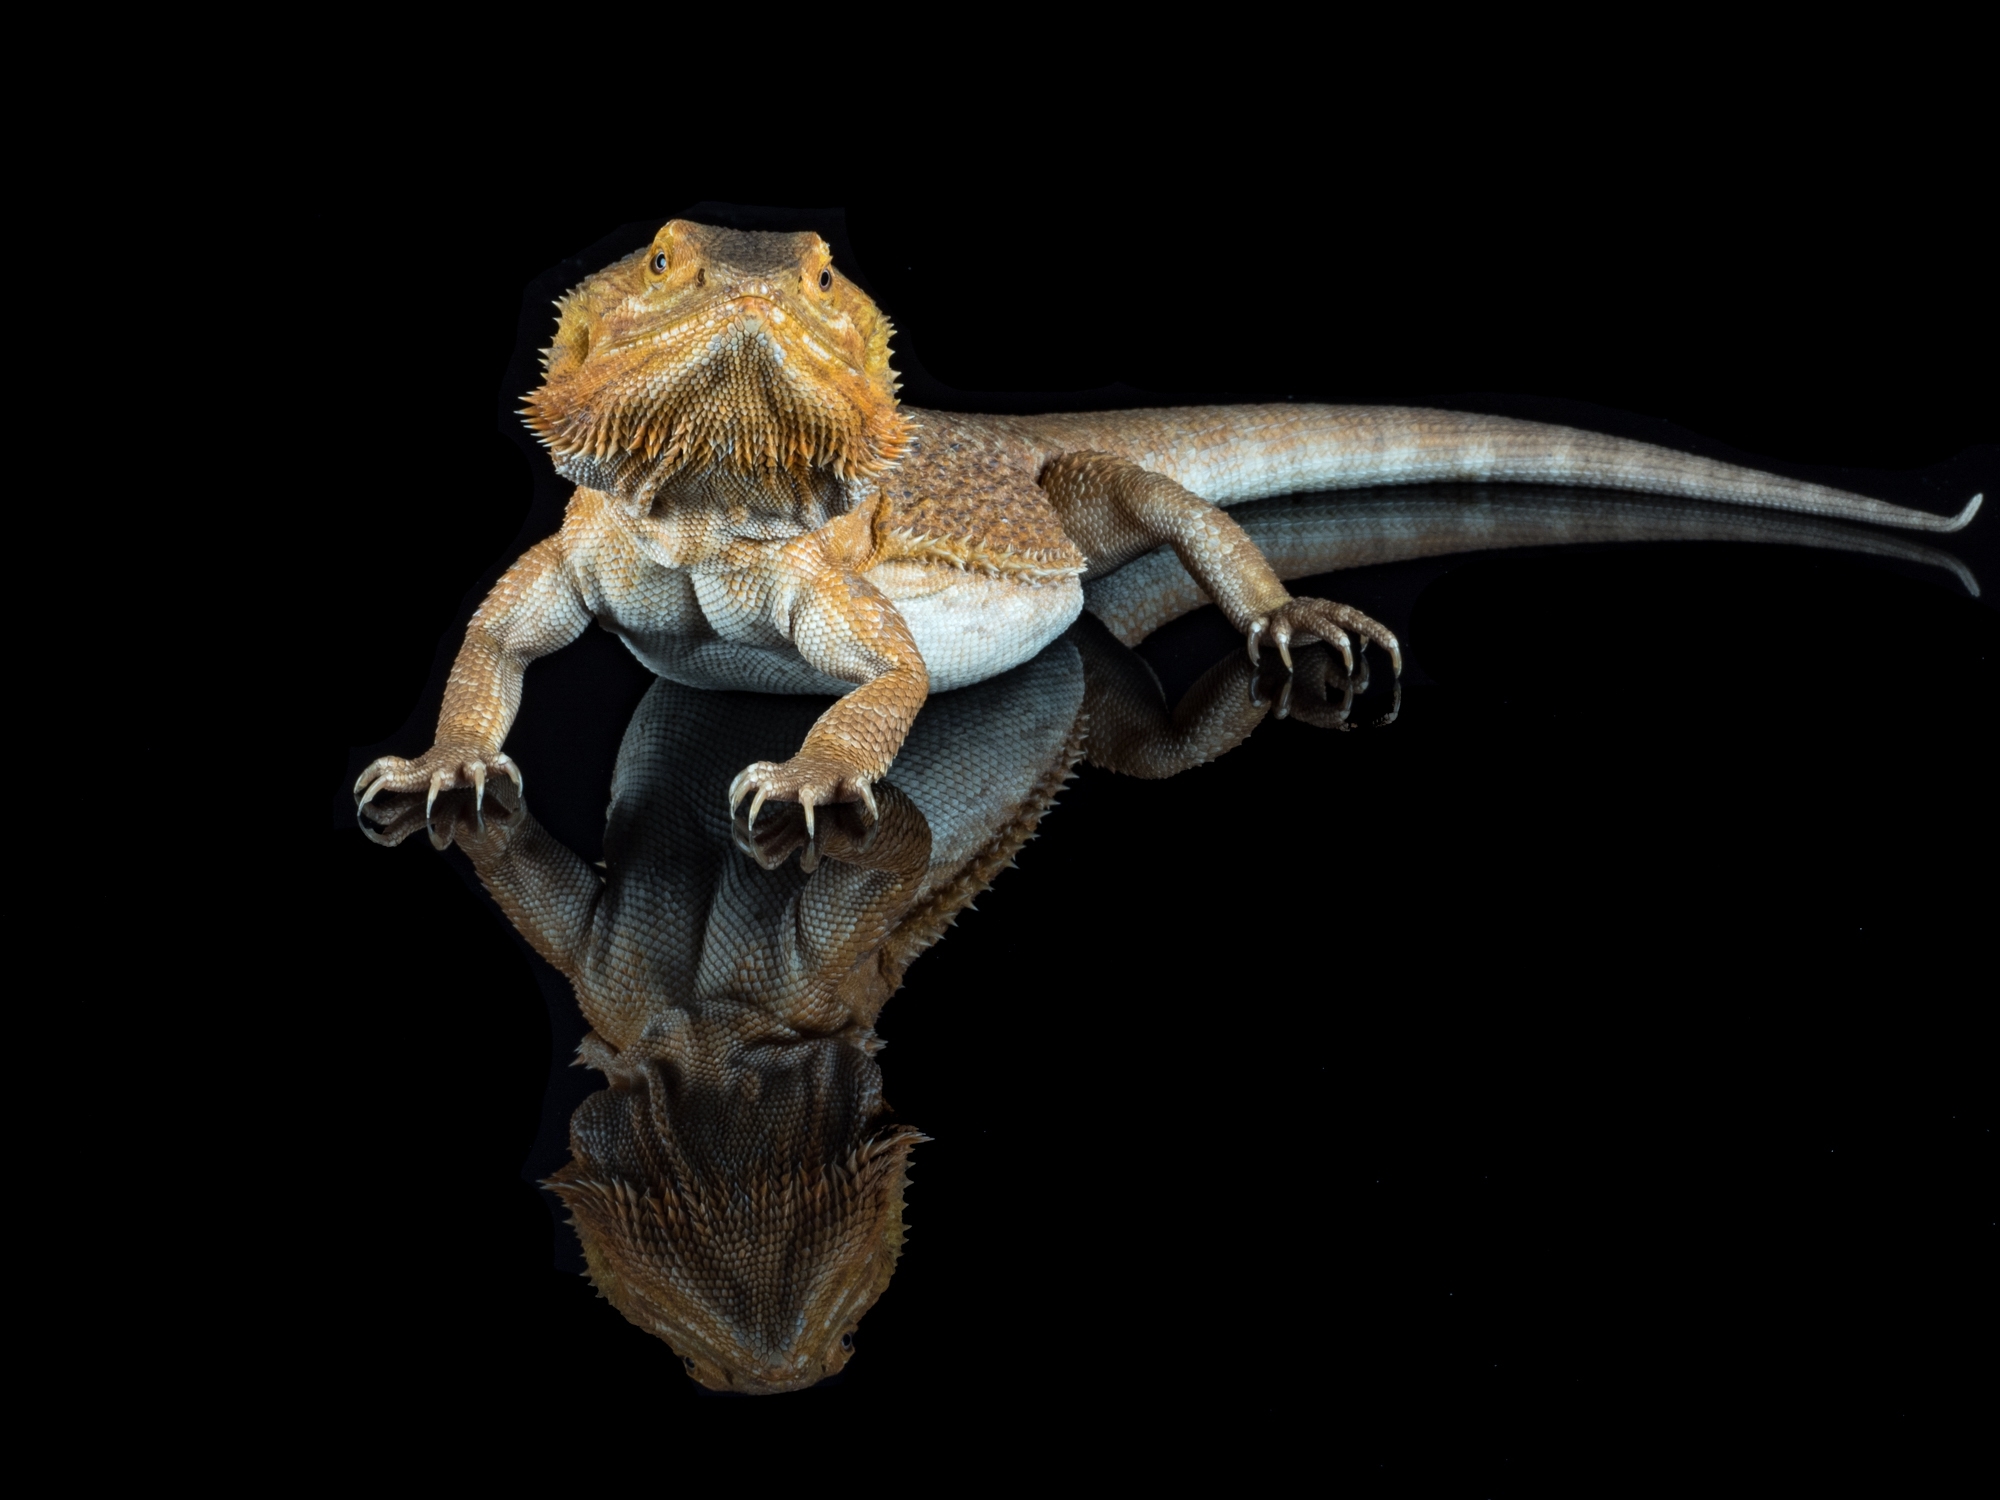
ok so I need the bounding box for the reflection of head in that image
[545,1016,922,1393]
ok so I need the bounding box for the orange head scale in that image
[522,220,910,497]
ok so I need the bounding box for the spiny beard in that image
[524,323,910,497]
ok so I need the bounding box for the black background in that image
[308,159,1992,1481]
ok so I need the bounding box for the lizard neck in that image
[590,462,880,569]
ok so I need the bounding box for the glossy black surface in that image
[316,196,1992,1468]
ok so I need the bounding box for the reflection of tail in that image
[999,405,1981,532]
[1084,485,1982,646]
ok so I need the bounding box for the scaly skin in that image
[365,651,1095,1393]
[354,218,1982,824]
[358,483,1975,1393]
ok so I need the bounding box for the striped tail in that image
[986,405,1981,533]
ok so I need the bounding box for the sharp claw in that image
[802,797,816,837]
[728,770,750,814]
[359,776,385,809]
[425,770,447,820]
[746,787,768,828]
[858,782,878,820]
[1246,620,1264,667]
[1388,640,1403,676]
[472,762,487,814]
[1337,634,1354,673]
[497,756,523,794]
[1276,636,1294,673]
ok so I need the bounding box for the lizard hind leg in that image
[1041,450,1402,681]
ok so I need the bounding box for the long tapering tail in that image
[983,405,1980,533]
[1081,485,1982,647]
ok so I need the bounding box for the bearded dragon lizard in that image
[352,219,1983,824]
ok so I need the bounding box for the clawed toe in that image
[1247,598,1401,679]
[355,749,523,820]
[726,755,879,836]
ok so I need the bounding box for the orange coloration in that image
[522,221,910,495]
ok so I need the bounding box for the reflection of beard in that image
[545,1033,922,1378]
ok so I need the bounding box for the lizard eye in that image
[818,267,833,291]
[839,1332,854,1352]
[682,1355,697,1374]
[652,251,668,273]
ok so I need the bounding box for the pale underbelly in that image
[609,564,1083,696]
[874,563,1083,691]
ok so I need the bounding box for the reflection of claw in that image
[1332,676,1401,732]
[1280,644,1362,729]
[361,781,522,850]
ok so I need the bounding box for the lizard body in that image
[354,218,1981,824]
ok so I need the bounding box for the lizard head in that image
[522,220,910,495]
[546,1046,923,1395]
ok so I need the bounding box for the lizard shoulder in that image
[871,410,1085,580]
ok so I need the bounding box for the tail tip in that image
[1943,492,1983,532]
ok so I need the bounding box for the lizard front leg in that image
[354,534,592,814]
[723,529,930,833]
[1042,451,1402,675]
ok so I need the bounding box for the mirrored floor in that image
[327,478,1995,1419]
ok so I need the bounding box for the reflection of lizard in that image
[354,218,1981,824]
[363,485,1973,1392]
[381,648,1093,1393]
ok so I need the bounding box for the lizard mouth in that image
[525,285,909,491]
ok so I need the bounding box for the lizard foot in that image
[728,754,879,837]
[1246,598,1402,677]
[354,747,522,818]
[357,780,522,849]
